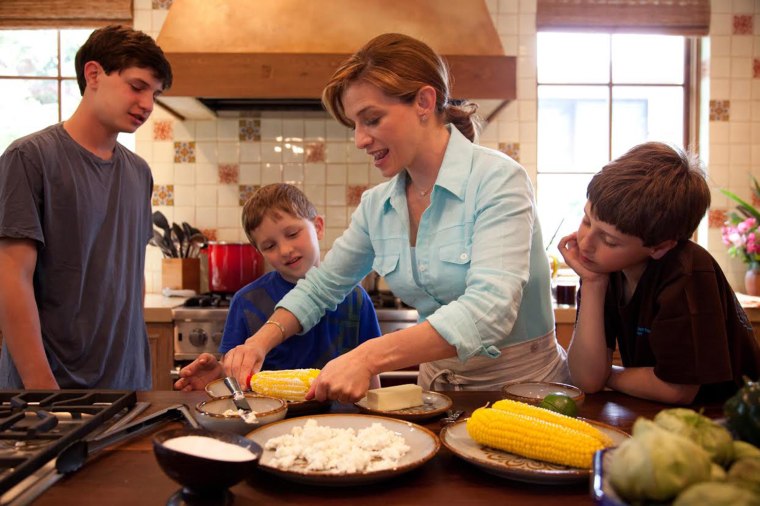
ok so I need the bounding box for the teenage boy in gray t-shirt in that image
[0,25,173,389]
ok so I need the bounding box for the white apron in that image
[418,330,571,391]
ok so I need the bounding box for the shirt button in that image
[419,265,426,272]
[460,253,468,260]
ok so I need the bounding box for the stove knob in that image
[189,328,208,347]
[211,331,223,345]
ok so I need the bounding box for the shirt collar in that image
[378,125,474,213]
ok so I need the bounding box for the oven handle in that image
[169,366,181,381]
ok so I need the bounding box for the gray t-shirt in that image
[0,123,153,389]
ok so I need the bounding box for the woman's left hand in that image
[305,349,374,403]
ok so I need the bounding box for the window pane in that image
[538,85,610,173]
[0,79,58,153]
[0,30,57,77]
[61,29,93,78]
[611,35,685,84]
[537,32,610,84]
[611,86,684,158]
[537,173,593,255]
[61,79,81,120]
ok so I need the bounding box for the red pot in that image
[206,242,264,294]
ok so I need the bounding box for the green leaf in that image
[720,189,760,222]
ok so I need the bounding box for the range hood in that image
[155,0,516,122]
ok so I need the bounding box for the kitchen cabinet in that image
[146,322,174,390]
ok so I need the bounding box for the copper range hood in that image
[155,0,516,121]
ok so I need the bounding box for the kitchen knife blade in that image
[223,376,252,412]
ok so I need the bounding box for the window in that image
[0,28,135,153]
[536,32,692,253]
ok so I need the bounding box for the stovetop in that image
[0,390,136,494]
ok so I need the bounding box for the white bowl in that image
[194,395,287,435]
[205,377,234,398]
[501,381,585,406]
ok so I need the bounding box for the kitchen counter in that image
[33,390,724,505]
[143,293,188,323]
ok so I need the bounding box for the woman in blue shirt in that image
[223,33,570,402]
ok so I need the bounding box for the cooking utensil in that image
[152,211,177,258]
[150,229,174,258]
[181,222,194,257]
[223,377,253,412]
[439,409,464,426]
[187,233,207,258]
[171,223,186,258]
[55,404,199,475]
[207,242,264,293]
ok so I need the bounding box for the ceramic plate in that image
[440,419,629,485]
[205,378,329,415]
[591,448,629,505]
[354,391,453,421]
[501,381,585,406]
[246,413,440,486]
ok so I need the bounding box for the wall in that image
[134,0,759,294]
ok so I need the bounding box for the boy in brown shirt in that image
[559,142,760,404]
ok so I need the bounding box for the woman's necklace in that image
[408,173,434,198]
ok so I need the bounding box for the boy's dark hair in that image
[75,24,173,95]
[242,184,318,247]
[587,142,710,247]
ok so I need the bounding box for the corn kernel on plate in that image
[440,419,629,485]
[246,414,440,486]
[354,391,453,421]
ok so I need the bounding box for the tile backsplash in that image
[135,0,760,294]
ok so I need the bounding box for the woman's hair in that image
[587,142,711,246]
[322,33,481,142]
[242,184,318,246]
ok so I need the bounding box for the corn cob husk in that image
[249,369,320,401]
[466,405,611,469]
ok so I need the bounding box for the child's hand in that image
[173,353,222,391]
[557,232,606,283]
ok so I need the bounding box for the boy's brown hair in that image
[242,184,318,247]
[75,24,173,94]
[587,142,710,247]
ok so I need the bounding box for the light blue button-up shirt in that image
[278,126,555,361]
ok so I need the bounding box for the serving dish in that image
[205,377,330,416]
[245,413,440,486]
[354,391,453,421]
[195,395,287,435]
[440,419,628,485]
[591,449,628,505]
[501,381,585,406]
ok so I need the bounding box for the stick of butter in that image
[366,384,424,411]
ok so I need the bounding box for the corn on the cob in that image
[492,398,614,447]
[466,406,608,469]
[249,369,320,401]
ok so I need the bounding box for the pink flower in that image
[738,217,757,234]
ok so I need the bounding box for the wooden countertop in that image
[143,294,188,323]
[34,390,724,506]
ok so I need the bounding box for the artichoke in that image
[673,481,760,506]
[728,458,760,495]
[654,408,735,466]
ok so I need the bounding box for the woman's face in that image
[342,80,426,177]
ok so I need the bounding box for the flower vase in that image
[745,264,760,296]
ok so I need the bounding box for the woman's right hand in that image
[222,342,267,389]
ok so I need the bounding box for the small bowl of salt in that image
[153,427,262,504]
[194,394,287,435]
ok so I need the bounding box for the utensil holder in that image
[162,258,200,293]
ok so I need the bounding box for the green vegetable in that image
[733,440,760,461]
[711,462,727,481]
[673,481,760,506]
[539,392,577,418]
[654,408,735,466]
[725,377,760,447]
[608,419,712,503]
[728,458,760,494]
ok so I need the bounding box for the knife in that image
[223,376,253,412]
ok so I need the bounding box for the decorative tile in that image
[709,100,730,122]
[152,120,173,141]
[239,184,261,206]
[708,208,728,228]
[152,0,173,9]
[174,141,196,163]
[218,163,239,184]
[733,15,753,35]
[346,185,368,207]
[497,142,520,162]
[305,142,327,163]
[152,184,174,206]
[201,228,218,242]
[239,119,261,142]
[754,59,760,79]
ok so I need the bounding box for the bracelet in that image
[264,320,286,342]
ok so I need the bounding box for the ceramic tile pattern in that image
[133,1,760,293]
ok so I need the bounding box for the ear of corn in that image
[466,405,612,469]
[249,369,320,401]
[492,398,614,447]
